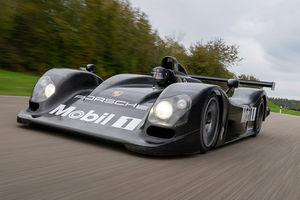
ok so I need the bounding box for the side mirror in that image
[226,79,239,94]
[86,64,95,72]
[227,79,239,88]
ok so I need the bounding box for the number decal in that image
[241,106,257,123]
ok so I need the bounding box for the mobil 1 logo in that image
[49,104,142,131]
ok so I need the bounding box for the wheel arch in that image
[154,83,229,152]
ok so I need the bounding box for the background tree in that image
[0,0,252,81]
[238,74,259,81]
[268,97,300,110]
[184,39,241,78]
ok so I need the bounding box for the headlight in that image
[44,83,56,98]
[154,101,173,120]
[148,94,192,127]
[31,76,56,102]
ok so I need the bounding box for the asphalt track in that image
[1,96,300,200]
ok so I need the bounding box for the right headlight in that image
[154,101,174,120]
[31,76,56,102]
[148,94,192,127]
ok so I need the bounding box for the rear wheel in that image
[199,94,220,153]
[252,99,264,137]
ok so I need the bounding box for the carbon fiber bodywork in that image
[17,62,273,155]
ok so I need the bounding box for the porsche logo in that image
[74,95,149,111]
[112,91,123,97]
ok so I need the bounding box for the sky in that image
[129,0,300,100]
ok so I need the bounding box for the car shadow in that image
[17,123,197,160]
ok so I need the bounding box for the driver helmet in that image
[151,66,170,86]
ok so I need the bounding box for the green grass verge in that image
[0,69,39,96]
[267,101,300,116]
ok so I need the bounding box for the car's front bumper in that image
[17,109,200,156]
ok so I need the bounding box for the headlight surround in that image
[31,76,56,102]
[148,94,192,127]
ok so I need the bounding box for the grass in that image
[267,101,300,116]
[0,69,39,96]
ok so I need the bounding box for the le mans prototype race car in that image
[17,56,275,155]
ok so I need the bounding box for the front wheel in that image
[199,94,220,153]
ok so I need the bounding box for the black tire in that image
[199,93,220,153]
[252,99,264,137]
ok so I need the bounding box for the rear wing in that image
[190,75,275,90]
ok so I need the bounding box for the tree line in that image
[0,0,249,80]
[268,97,300,110]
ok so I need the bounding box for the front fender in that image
[143,82,229,150]
[28,68,102,113]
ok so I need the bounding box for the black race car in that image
[17,56,275,155]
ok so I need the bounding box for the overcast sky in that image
[129,0,300,100]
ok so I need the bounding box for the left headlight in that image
[31,76,56,102]
[148,94,192,127]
